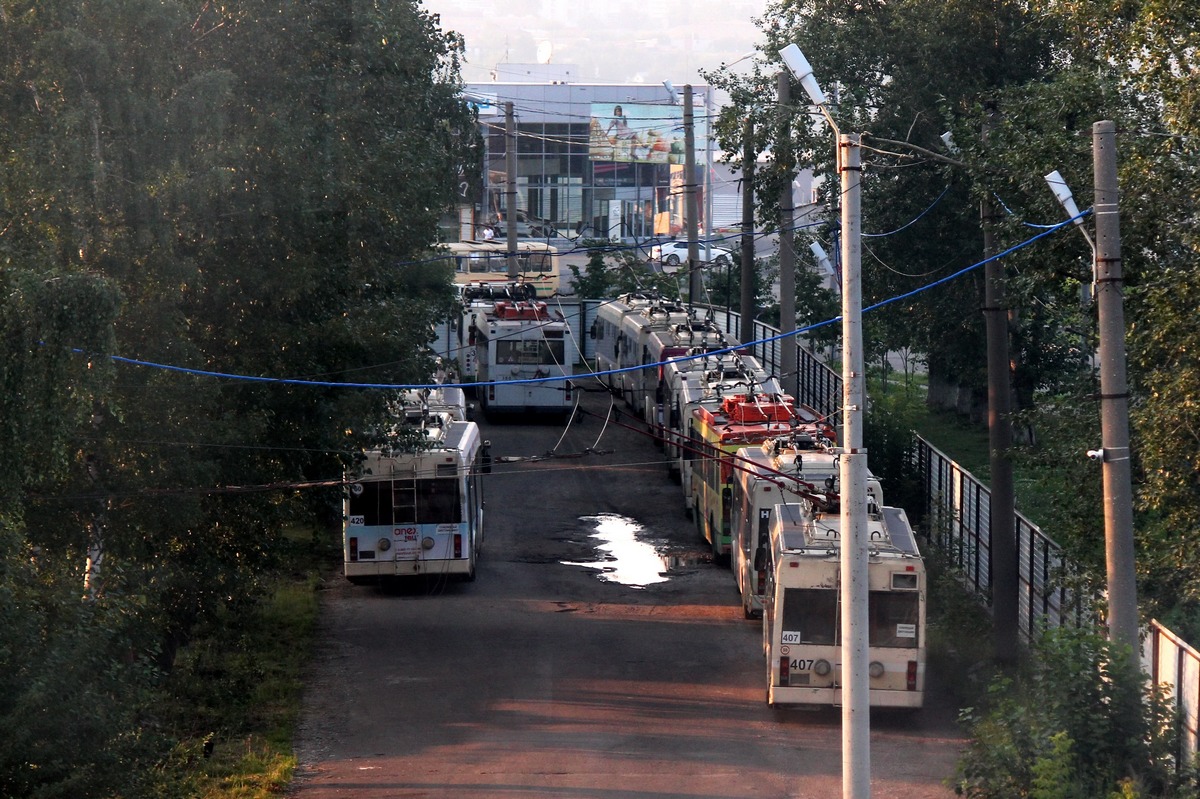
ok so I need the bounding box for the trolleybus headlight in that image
[377,538,391,552]
[813,659,832,676]
[868,661,885,679]
[421,536,436,551]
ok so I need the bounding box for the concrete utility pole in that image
[838,132,870,799]
[684,85,702,303]
[505,101,519,279]
[982,112,1019,662]
[1093,120,1138,651]
[740,115,756,347]
[777,72,797,399]
[777,45,869,794]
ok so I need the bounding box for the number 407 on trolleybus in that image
[762,501,926,709]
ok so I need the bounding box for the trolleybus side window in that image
[868,591,920,647]
[462,254,489,274]
[782,588,838,645]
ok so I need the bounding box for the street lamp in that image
[1043,142,1138,653]
[809,240,836,283]
[780,42,870,799]
[1045,169,1097,299]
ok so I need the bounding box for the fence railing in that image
[911,436,1090,640]
[1146,620,1200,757]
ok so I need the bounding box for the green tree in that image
[0,0,476,794]
[570,243,688,299]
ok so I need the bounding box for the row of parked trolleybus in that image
[591,291,926,710]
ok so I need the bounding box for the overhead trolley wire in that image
[81,211,1086,392]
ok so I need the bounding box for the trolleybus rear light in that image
[779,656,790,684]
[348,536,358,561]
[454,534,463,558]
[907,660,918,691]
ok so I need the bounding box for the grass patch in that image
[910,406,992,480]
[156,525,334,798]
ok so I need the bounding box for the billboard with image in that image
[588,102,704,164]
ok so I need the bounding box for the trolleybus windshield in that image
[781,587,919,647]
[349,477,462,525]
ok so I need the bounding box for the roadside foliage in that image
[0,1,476,795]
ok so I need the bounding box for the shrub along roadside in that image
[153,526,332,798]
[953,626,1192,799]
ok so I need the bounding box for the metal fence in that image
[911,436,1090,640]
[1146,621,1200,757]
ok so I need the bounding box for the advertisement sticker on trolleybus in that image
[394,527,418,541]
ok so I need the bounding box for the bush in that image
[954,626,1189,799]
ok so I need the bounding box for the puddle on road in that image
[561,513,706,588]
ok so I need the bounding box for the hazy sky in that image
[424,0,771,87]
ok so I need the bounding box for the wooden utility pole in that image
[982,111,1019,662]
[777,72,797,399]
[684,86,701,303]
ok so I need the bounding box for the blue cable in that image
[85,210,1090,390]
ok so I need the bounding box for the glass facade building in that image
[459,80,711,244]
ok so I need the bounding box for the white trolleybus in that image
[731,431,869,620]
[343,394,487,585]
[762,501,926,709]
[461,296,573,417]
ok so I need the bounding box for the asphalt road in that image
[289,379,967,799]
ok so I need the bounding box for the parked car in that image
[648,240,733,272]
[490,209,557,239]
